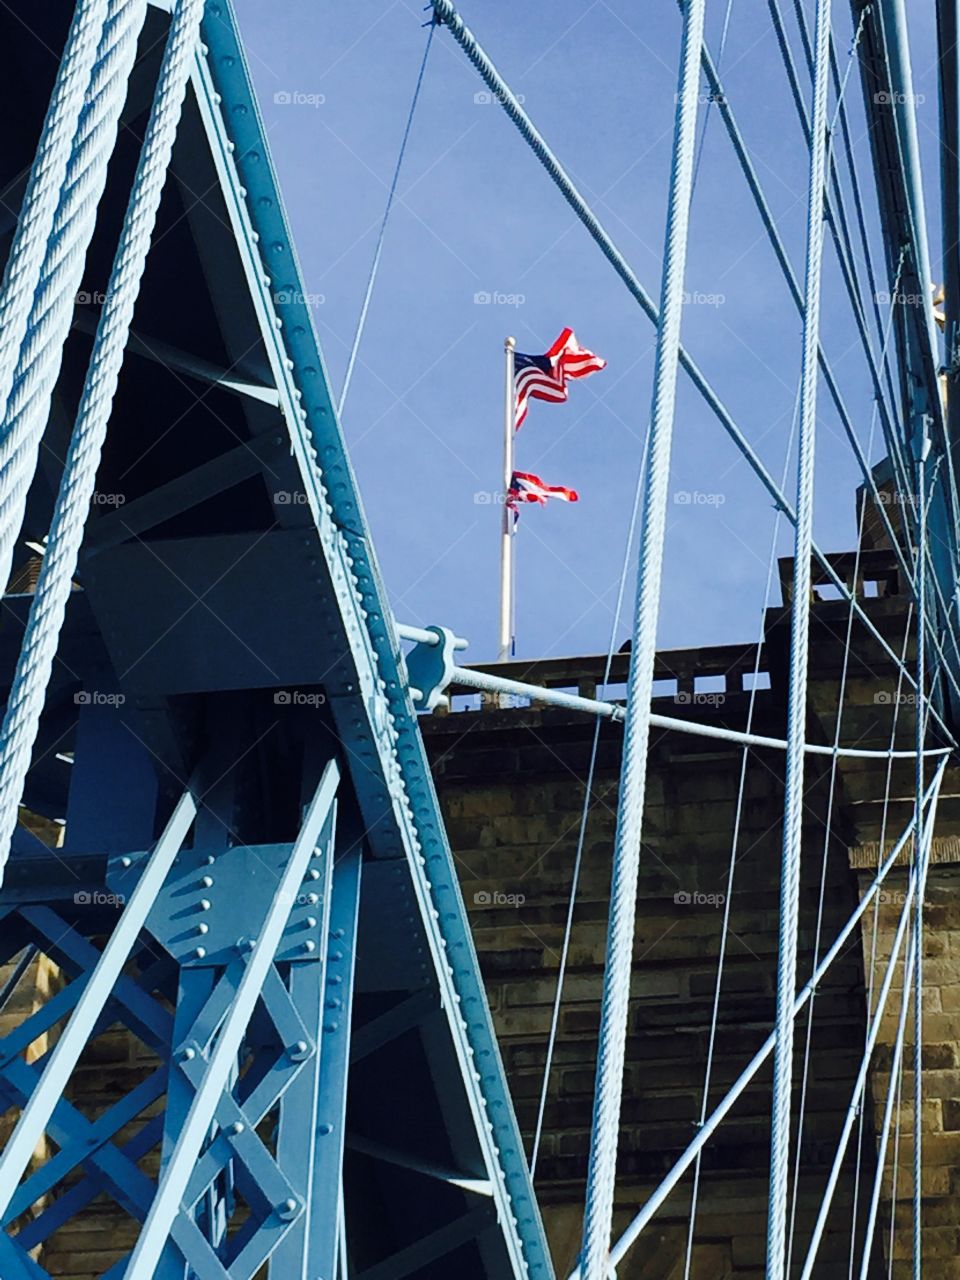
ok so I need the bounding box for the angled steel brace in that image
[191,17,553,1269]
[346,1134,494,1197]
[71,309,282,407]
[85,432,287,553]
[294,839,361,1280]
[356,1205,499,1280]
[0,789,195,1213]
[124,757,340,1279]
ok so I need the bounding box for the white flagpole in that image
[498,336,516,661]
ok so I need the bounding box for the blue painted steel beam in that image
[197,8,554,1269]
[124,758,339,1278]
[0,2,553,1274]
[301,838,362,1279]
[0,786,193,1215]
[270,827,335,1280]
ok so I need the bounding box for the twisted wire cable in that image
[0,0,111,432]
[786,261,904,1277]
[576,0,707,1272]
[912,434,932,1279]
[684,385,801,1280]
[856,665,939,1275]
[770,0,915,521]
[765,0,832,1274]
[796,772,943,1280]
[574,761,946,1280]
[0,0,204,879]
[0,0,147,600]
[851,601,914,1278]
[529,431,649,1180]
[857,922,918,1279]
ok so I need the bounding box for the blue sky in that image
[233,0,943,664]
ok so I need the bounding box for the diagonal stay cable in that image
[687,29,960,707]
[689,0,736,190]
[691,1,914,560]
[848,599,914,1278]
[567,756,947,1278]
[680,12,960,712]
[796,759,944,1280]
[855,677,941,1277]
[338,16,437,417]
[767,0,917,512]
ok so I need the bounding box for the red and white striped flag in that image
[507,470,579,517]
[514,327,606,429]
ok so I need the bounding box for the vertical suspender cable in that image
[911,424,931,1278]
[857,662,937,1276]
[0,0,205,879]
[529,432,648,1178]
[0,0,110,432]
[0,0,148,599]
[796,769,943,1280]
[765,0,831,1275]
[574,761,946,1280]
[577,0,707,1273]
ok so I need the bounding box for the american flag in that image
[514,327,606,429]
[507,470,579,516]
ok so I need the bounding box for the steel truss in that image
[0,0,552,1277]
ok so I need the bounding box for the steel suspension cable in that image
[786,261,904,1275]
[579,0,707,1270]
[0,0,111,443]
[568,757,947,1279]
[428,0,953,741]
[338,18,436,417]
[797,772,943,1280]
[689,17,960,704]
[847,600,916,1278]
[786,436,874,1277]
[0,0,148,598]
[857,687,940,1278]
[689,0,736,190]
[786,0,960,555]
[689,22,917,606]
[911,429,932,1280]
[683,386,802,1280]
[828,106,912,528]
[0,0,205,880]
[529,431,649,1179]
[766,0,832,1272]
[887,1043,906,1278]
[767,0,916,509]
[707,26,960,704]
[684,20,960,714]
[860,969,913,1280]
